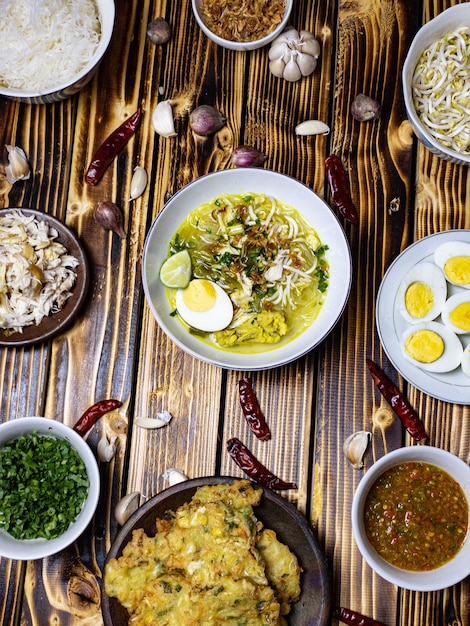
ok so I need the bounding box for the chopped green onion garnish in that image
[0,432,89,540]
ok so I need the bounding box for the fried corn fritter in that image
[104,480,301,625]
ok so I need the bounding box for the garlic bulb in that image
[268,26,320,82]
[343,431,371,469]
[152,99,177,137]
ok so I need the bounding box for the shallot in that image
[350,94,381,122]
[189,105,226,136]
[146,17,171,45]
[231,145,266,168]
[94,201,126,238]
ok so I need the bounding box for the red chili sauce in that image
[364,461,469,571]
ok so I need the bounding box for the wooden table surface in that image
[1,0,470,624]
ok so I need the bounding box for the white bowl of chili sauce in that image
[351,446,470,591]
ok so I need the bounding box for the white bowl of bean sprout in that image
[402,3,470,165]
[0,0,115,104]
[191,0,293,51]
[142,168,352,371]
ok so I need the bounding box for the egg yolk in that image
[182,279,217,311]
[449,301,470,332]
[405,329,444,364]
[404,281,434,318]
[443,255,470,285]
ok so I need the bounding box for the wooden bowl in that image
[102,477,331,626]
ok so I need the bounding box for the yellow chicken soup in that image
[164,193,329,352]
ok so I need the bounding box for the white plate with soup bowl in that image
[0,417,100,560]
[351,446,470,591]
[142,169,352,370]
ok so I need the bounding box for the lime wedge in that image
[159,250,192,288]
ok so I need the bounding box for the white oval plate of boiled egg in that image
[376,230,470,404]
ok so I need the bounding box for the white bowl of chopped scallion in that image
[0,417,100,560]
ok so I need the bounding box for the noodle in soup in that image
[164,192,329,352]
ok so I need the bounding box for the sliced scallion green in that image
[0,432,89,540]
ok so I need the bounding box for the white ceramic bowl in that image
[352,446,470,591]
[142,168,352,371]
[191,0,293,51]
[0,417,100,560]
[0,0,115,104]
[402,3,470,166]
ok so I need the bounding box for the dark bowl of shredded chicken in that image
[191,0,293,51]
[0,208,89,347]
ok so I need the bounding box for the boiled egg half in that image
[434,241,470,289]
[441,291,470,335]
[401,321,463,373]
[175,278,233,332]
[461,345,470,379]
[396,261,447,324]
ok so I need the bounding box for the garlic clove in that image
[5,145,30,184]
[295,120,330,136]
[128,166,147,201]
[115,492,141,525]
[300,37,321,59]
[268,41,288,60]
[97,433,118,462]
[343,431,371,469]
[283,56,302,82]
[135,411,172,429]
[296,53,318,77]
[268,57,286,79]
[162,468,189,486]
[152,99,177,138]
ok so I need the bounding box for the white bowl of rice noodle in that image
[142,168,352,371]
[0,0,115,104]
[402,3,470,166]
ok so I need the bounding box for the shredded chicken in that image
[201,0,286,42]
[0,210,79,333]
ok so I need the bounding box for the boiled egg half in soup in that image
[397,262,447,324]
[441,291,470,335]
[401,321,463,373]
[175,279,233,332]
[434,241,470,288]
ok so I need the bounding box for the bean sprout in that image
[412,28,470,154]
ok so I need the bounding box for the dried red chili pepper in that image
[325,154,358,225]
[226,437,297,490]
[366,359,427,442]
[238,378,271,441]
[332,606,389,626]
[73,399,123,436]
[84,108,142,185]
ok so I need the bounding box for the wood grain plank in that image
[312,1,419,624]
